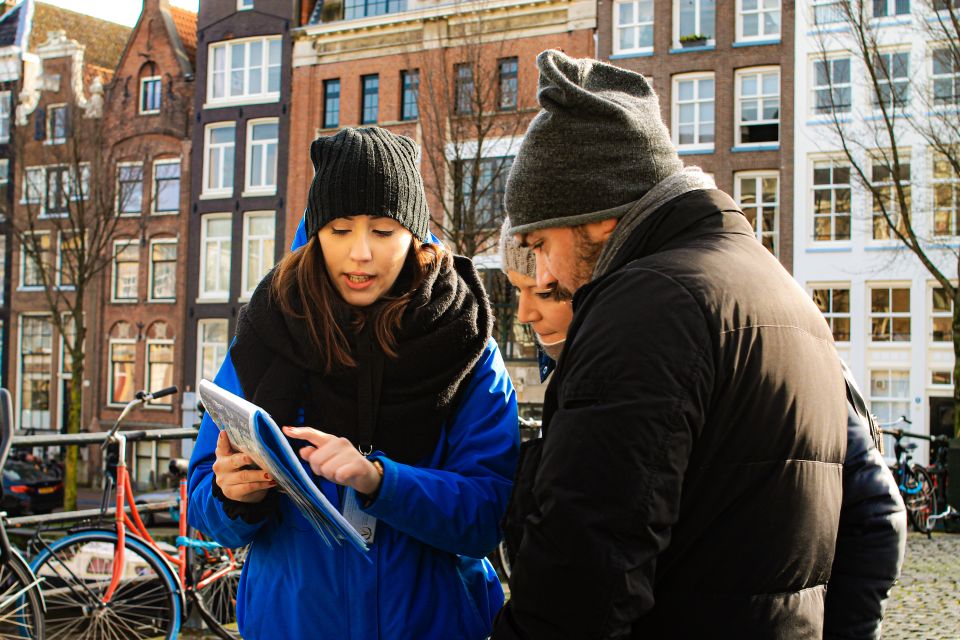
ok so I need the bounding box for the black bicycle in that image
[880,416,938,536]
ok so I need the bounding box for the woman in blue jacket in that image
[188,127,519,640]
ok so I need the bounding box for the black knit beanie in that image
[306,127,430,241]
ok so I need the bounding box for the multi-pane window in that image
[361,75,379,125]
[146,341,174,405]
[0,91,10,143]
[109,339,136,405]
[242,212,275,297]
[933,48,960,107]
[112,242,139,302]
[813,0,844,24]
[498,58,518,110]
[870,369,911,454]
[870,286,911,342]
[934,152,960,236]
[47,105,67,143]
[208,37,282,103]
[323,79,340,129]
[117,163,143,215]
[738,0,780,40]
[344,0,407,19]
[873,52,910,110]
[677,0,716,42]
[153,160,180,213]
[673,73,715,149]
[871,160,911,240]
[932,287,953,342]
[455,64,474,114]
[140,76,161,114]
[23,167,44,204]
[457,157,513,230]
[812,287,851,342]
[204,123,235,196]
[813,57,851,114]
[238,0,254,9]
[19,316,52,430]
[45,166,70,216]
[246,120,278,193]
[57,232,80,288]
[200,214,232,299]
[735,172,779,256]
[813,160,851,241]
[401,70,419,121]
[737,68,779,144]
[873,0,910,17]
[615,0,654,54]
[149,240,177,301]
[197,319,229,386]
[20,232,50,288]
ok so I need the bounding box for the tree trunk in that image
[63,338,85,511]
[953,296,960,438]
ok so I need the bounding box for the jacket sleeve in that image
[493,269,714,640]
[823,405,907,640]
[187,346,271,548]
[362,339,519,559]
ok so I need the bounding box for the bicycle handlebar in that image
[879,428,937,442]
[135,386,178,402]
[102,386,180,449]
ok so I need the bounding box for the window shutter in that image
[34,107,45,140]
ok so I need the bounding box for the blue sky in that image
[40,0,200,27]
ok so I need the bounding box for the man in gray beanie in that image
[492,50,847,639]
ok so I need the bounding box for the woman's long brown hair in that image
[271,234,445,372]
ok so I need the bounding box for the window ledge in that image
[610,50,654,60]
[669,44,716,54]
[17,286,45,292]
[199,192,232,201]
[139,110,161,116]
[147,299,176,304]
[731,143,779,152]
[196,296,229,304]
[806,244,852,253]
[43,139,65,146]
[117,212,142,218]
[110,299,139,304]
[928,107,960,116]
[143,404,174,412]
[870,15,912,27]
[926,241,960,249]
[151,210,180,216]
[677,147,714,156]
[806,115,851,125]
[203,95,280,110]
[732,38,780,48]
[807,24,850,36]
[240,189,277,198]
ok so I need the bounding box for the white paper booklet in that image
[198,379,369,554]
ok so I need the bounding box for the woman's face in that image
[506,270,573,348]
[318,215,413,307]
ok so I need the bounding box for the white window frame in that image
[735,66,780,146]
[872,0,911,18]
[21,166,44,205]
[812,0,844,25]
[46,104,67,144]
[240,211,275,300]
[0,90,11,143]
[111,240,140,303]
[244,118,279,195]
[613,0,654,55]
[812,157,852,243]
[932,46,960,109]
[869,368,911,457]
[674,0,716,47]
[868,284,911,343]
[870,154,911,241]
[933,150,960,237]
[736,0,780,42]
[811,285,852,343]
[930,284,954,344]
[107,337,137,407]
[19,231,49,290]
[17,314,53,431]
[116,161,144,217]
[872,50,910,111]
[206,36,282,106]
[199,213,232,301]
[196,318,229,388]
[148,238,177,302]
[152,159,181,215]
[139,76,162,115]
[734,170,779,257]
[671,72,715,151]
[42,165,71,218]
[145,338,175,408]
[56,231,79,290]
[203,123,235,198]
[811,55,852,116]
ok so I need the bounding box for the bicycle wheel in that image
[0,551,44,639]
[189,538,245,640]
[30,529,182,640]
[904,465,938,534]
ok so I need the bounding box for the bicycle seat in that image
[904,442,918,452]
[169,458,189,478]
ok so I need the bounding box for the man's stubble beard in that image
[571,226,604,291]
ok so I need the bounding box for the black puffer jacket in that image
[824,379,907,639]
[493,189,848,639]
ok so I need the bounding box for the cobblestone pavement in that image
[883,531,960,639]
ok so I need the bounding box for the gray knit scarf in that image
[592,166,716,279]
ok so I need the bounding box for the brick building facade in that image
[597,0,794,271]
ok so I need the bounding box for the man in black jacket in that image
[492,50,849,639]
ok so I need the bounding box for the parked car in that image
[134,487,180,526]
[1,459,64,515]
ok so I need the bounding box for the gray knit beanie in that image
[306,127,430,241]
[506,50,683,236]
[498,217,537,279]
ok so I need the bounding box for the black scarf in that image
[230,254,492,465]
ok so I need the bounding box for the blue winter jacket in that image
[188,217,519,639]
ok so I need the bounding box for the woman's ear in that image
[310,138,324,171]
